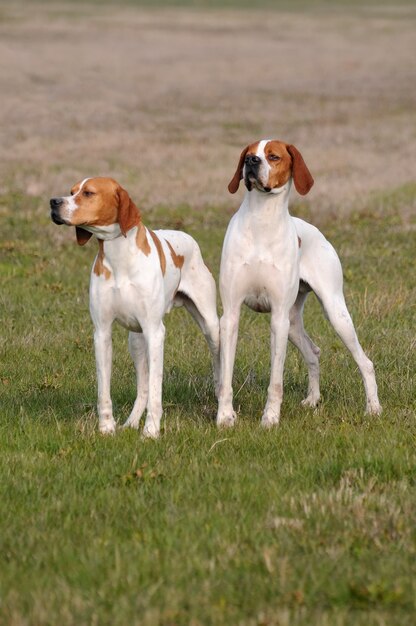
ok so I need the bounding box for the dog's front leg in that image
[94,325,116,434]
[261,310,290,428]
[216,307,241,428]
[142,323,165,439]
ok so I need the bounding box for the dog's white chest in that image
[89,235,181,333]
[111,283,145,331]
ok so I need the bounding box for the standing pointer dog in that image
[50,177,220,438]
[217,139,381,428]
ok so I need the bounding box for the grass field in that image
[1,1,416,625]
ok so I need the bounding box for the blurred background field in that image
[1,0,415,217]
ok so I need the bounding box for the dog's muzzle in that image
[244,155,260,191]
[50,198,66,225]
[244,156,271,193]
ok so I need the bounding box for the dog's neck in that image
[241,181,292,228]
[81,223,124,241]
[80,201,142,242]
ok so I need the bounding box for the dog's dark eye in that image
[269,154,281,161]
[83,190,94,197]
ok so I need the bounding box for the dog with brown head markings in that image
[217,139,381,428]
[50,176,220,438]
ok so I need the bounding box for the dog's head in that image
[228,139,314,196]
[49,177,140,245]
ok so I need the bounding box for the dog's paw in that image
[366,400,382,416]
[99,419,116,435]
[301,393,320,408]
[216,411,236,429]
[260,413,280,429]
[142,421,160,439]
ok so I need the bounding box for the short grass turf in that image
[0,184,415,626]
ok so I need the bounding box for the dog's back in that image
[292,216,343,294]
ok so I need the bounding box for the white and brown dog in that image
[50,177,220,438]
[217,139,381,428]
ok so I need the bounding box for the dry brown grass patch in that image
[0,1,415,220]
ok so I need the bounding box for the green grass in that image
[0,185,415,625]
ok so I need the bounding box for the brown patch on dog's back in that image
[149,230,166,275]
[93,240,111,280]
[166,239,184,269]
[136,223,151,256]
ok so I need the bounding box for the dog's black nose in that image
[246,155,261,166]
[50,197,66,224]
[50,197,63,209]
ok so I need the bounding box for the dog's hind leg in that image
[176,259,220,398]
[123,331,149,429]
[289,289,321,407]
[178,293,221,397]
[300,235,381,415]
[317,290,381,415]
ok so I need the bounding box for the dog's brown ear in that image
[286,144,314,195]
[228,145,249,194]
[76,227,92,246]
[117,186,140,236]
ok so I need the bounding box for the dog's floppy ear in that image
[286,144,314,195]
[75,227,92,246]
[228,145,249,194]
[117,186,140,236]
